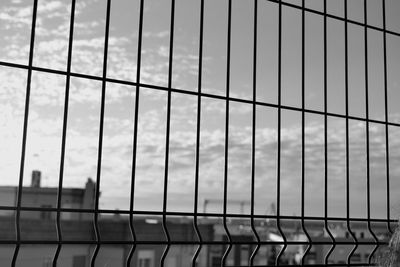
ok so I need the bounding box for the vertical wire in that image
[126,0,145,265]
[11,0,38,265]
[221,0,233,265]
[381,0,392,235]
[53,0,76,266]
[191,0,205,266]
[275,0,287,265]
[300,0,312,265]
[344,0,358,265]
[160,0,175,265]
[323,0,336,264]
[90,0,111,266]
[363,0,379,264]
[249,0,261,265]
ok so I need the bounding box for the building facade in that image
[0,171,393,266]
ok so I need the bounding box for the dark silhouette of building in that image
[0,171,393,266]
[0,171,95,220]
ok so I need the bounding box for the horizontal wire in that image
[0,206,398,223]
[0,205,396,223]
[0,240,388,246]
[0,61,399,128]
[264,0,400,37]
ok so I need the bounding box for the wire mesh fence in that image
[0,0,399,266]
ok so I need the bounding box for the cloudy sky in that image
[1,0,400,219]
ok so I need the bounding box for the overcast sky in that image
[1,0,400,219]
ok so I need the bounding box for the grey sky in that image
[1,0,400,219]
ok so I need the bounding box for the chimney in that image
[81,178,96,220]
[31,170,41,188]
[83,178,96,209]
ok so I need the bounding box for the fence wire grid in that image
[0,0,399,266]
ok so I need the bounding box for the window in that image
[137,250,154,267]
[211,256,221,267]
[40,205,52,220]
[139,258,151,267]
[72,255,86,267]
[352,254,361,262]
[240,244,250,265]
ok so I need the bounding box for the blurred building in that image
[0,215,214,267]
[0,171,215,267]
[0,171,393,266]
[0,170,96,220]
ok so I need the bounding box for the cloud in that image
[124,112,400,216]
[37,1,63,14]
[0,0,69,32]
[1,65,398,216]
[143,31,169,39]
[1,0,399,219]
[0,11,31,27]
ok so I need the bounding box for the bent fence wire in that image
[0,0,399,266]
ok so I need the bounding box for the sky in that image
[1,0,400,219]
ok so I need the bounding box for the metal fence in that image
[0,0,399,266]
